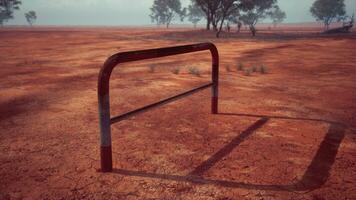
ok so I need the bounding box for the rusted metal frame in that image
[98,43,219,172]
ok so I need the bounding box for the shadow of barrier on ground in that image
[111,113,346,192]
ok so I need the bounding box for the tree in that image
[25,10,36,26]
[340,13,353,27]
[0,0,21,26]
[269,5,286,27]
[310,0,346,30]
[194,0,240,34]
[187,1,204,28]
[237,20,242,32]
[347,13,354,27]
[216,0,240,37]
[194,0,221,30]
[227,7,241,32]
[351,14,354,25]
[239,0,278,36]
[150,0,185,28]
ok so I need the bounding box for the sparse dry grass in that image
[188,66,201,77]
[171,67,180,75]
[260,65,268,74]
[237,62,244,71]
[244,68,251,76]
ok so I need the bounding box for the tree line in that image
[150,0,352,37]
[150,0,287,37]
[0,0,352,33]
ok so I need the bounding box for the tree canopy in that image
[0,0,21,26]
[194,0,221,30]
[25,10,36,26]
[310,0,346,30]
[269,5,286,27]
[239,0,278,36]
[193,0,240,36]
[215,0,240,37]
[150,0,185,28]
[187,1,204,28]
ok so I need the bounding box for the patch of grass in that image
[149,65,155,73]
[237,62,244,71]
[171,67,180,75]
[188,66,201,77]
[260,65,268,74]
[244,69,251,76]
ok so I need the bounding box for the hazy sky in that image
[8,0,356,26]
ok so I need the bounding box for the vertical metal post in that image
[98,93,113,172]
[98,56,116,172]
[210,46,219,114]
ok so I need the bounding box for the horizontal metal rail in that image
[111,83,213,124]
[98,42,219,172]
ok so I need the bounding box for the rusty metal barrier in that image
[98,43,219,172]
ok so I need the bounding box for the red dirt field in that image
[0,27,356,199]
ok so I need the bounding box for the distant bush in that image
[244,69,251,76]
[237,62,244,71]
[171,67,180,75]
[149,65,155,73]
[188,66,201,77]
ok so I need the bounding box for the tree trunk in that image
[216,29,221,38]
[250,25,256,37]
[237,23,241,33]
[213,24,218,31]
[166,23,169,28]
[211,13,218,31]
[216,16,226,38]
[212,20,218,31]
[206,17,211,30]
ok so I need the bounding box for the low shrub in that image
[188,67,201,77]
[260,65,268,74]
[237,62,244,71]
[171,67,180,75]
[149,65,155,73]
[244,69,251,76]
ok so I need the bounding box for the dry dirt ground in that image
[0,27,356,200]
